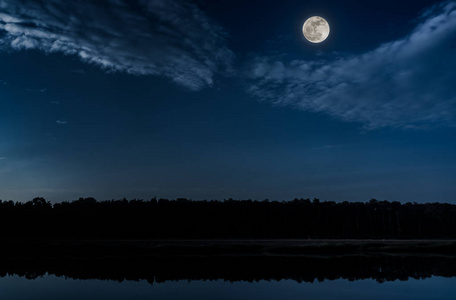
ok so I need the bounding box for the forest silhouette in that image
[1,197,455,238]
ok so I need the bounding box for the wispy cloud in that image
[247,1,456,129]
[310,144,342,150]
[0,0,235,91]
[56,120,67,125]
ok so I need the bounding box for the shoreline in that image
[2,238,456,257]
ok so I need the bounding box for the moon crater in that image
[302,16,330,43]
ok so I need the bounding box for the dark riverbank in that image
[4,238,456,257]
[3,239,456,284]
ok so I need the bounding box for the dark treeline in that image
[1,197,456,238]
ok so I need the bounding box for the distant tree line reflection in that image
[1,197,456,238]
[1,254,456,284]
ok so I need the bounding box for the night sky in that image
[0,0,455,203]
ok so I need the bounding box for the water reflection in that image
[2,254,456,284]
[1,274,455,300]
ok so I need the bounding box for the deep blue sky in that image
[0,0,455,203]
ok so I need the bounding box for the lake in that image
[1,274,455,299]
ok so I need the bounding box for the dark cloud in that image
[248,1,456,129]
[0,0,235,90]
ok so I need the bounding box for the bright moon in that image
[302,16,330,43]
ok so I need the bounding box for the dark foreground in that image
[3,239,456,284]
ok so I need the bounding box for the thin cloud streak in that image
[0,0,235,91]
[248,1,456,129]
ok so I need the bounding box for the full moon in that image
[302,16,330,43]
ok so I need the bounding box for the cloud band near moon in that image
[247,1,456,129]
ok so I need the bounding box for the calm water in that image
[1,274,455,300]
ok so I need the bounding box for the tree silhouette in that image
[0,197,455,239]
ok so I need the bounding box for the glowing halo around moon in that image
[302,16,330,43]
